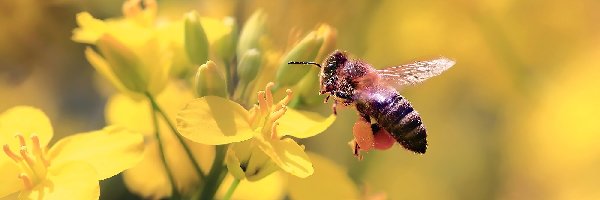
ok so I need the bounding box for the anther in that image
[275,89,293,110]
[18,173,33,189]
[31,135,50,166]
[3,144,21,161]
[16,134,26,147]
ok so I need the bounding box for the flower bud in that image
[96,34,147,93]
[314,24,337,63]
[275,32,324,88]
[295,67,322,105]
[213,17,238,63]
[184,11,209,66]
[237,49,262,86]
[194,61,228,98]
[237,10,266,59]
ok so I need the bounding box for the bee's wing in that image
[377,57,455,88]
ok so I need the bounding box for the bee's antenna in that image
[287,61,321,68]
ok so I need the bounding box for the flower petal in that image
[47,126,144,180]
[123,137,214,199]
[0,159,22,198]
[122,140,171,199]
[106,82,197,137]
[20,162,99,200]
[106,93,153,135]
[0,106,53,148]
[176,96,254,145]
[85,47,133,96]
[216,173,286,200]
[256,137,313,178]
[72,12,107,44]
[278,109,335,138]
[287,152,360,200]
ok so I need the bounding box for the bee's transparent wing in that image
[377,57,455,88]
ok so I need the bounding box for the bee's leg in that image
[324,94,331,103]
[332,100,338,115]
[348,139,363,160]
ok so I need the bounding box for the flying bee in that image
[288,50,454,157]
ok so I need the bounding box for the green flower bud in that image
[184,11,209,66]
[195,61,228,98]
[314,24,337,63]
[296,67,322,105]
[275,32,324,88]
[96,34,147,93]
[237,49,262,85]
[237,10,266,59]
[213,17,238,63]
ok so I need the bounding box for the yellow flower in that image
[105,82,214,199]
[72,0,171,97]
[0,106,144,199]
[177,83,335,179]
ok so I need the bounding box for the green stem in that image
[222,178,241,200]
[199,145,227,200]
[146,93,207,180]
[148,95,181,199]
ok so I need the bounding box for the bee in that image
[288,50,454,157]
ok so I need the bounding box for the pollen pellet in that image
[352,119,374,151]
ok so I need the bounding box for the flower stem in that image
[145,93,207,180]
[223,178,241,200]
[199,145,227,200]
[148,97,180,199]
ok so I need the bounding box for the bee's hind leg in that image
[332,99,338,115]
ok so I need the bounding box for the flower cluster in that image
[0,0,372,199]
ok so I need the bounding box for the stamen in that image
[20,147,35,167]
[265,82,274,108]
[20,146,35,170]
[16,134,26,147]
[269,106,288,124]
[31,135,50,166]
[18,173,33,189]
[275,89,293,111]
[271,122,280,139]
[3,144,21,161]
[257,91,268,115]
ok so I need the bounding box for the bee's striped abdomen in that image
[355,88,428,154]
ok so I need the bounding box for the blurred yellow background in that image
[2,0,599,199]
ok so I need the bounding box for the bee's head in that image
[320,50,347,94]
[286,50,348,95]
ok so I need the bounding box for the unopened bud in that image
[195,61,228,98]
[213,17,238,63]
[314,24,337,63]
[237,10,267,59]
[275,32,324,88]
[184,11,209,66]
[237,49,262,86]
